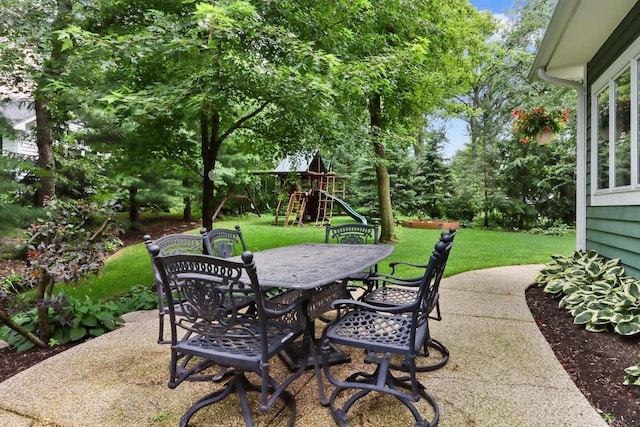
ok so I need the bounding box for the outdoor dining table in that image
[234,242,395,369]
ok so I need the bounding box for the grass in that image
[58,214,576,302]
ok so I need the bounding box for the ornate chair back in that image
[205,225,247,258]
[325,222,379,245]
[144,231,209,343]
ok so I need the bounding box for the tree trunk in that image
[183,195,192,221]
[201,111,222,232]
[483,170,489,227]
[33,0,73,207]
[36,273,54,345]
[128,186,139,225]
[34,96,56,206]
[369,93,396,243]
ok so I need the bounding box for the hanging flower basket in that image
[512,107,570,145]
[535,131,555,145]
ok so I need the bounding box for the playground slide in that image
[316,190,367,224]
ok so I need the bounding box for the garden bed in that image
[401,219,459,230]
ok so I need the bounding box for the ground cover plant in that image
[535,251,640,387]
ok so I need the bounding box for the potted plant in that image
[512,106,570,145]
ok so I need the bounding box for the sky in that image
[440,0,514,159]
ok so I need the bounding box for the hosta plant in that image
[536,250,640,335]
[1,295,124,351]
[536,250,640,386]
[624,365,640,386]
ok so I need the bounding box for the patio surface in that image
[0,264,608,426]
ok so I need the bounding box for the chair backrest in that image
[149,248,266,347]
[205,225,247,258]
[429,233,454,304]
[411,237,454,335]
[325,222,379,245]
[144,231,209,284]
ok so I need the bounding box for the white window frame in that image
[591,36,640,206]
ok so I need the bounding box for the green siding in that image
[585,3,640,278]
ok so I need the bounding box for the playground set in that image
[270,150,367,226]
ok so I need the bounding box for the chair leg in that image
[322,348,439,427]
[388,338,449,373]
[179,372,297,427]
[175,354,231,382]
[158,312,166,344]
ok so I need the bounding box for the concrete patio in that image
[0,264,607,426]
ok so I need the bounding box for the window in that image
[591,37,640,205]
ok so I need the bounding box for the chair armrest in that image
[369,273,422,287]
[264,294,310,320]
[389,261,428,275]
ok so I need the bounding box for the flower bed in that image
[402,220,459,230]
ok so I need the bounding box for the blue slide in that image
[316,190,367,224]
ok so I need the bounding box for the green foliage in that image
[536,250,640,336]
[2,197,122,346]
[0,156,41,232]
[443,0,576,230]
[527,222,575,236]
[0,270,30,294]
[537,250,640,387]
[54,137,115,202]
[624,365,640,386]
[113,285,157,314]
[1,295,124,352]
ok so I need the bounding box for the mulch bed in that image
[526,284,640,426]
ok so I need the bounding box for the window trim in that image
[591,35,640,206]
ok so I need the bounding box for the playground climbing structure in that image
[269,149,364,226]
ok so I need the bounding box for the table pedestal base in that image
[279,341,350,371]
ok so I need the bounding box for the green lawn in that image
[60,215,575,302]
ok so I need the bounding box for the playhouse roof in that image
[273,149,327,175]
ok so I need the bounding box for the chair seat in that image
[177,319,303,363]
[325,310,426,355]
[364,286,418,306]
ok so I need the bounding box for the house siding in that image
[586,2,640,278]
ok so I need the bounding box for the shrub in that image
[0,197,121,349]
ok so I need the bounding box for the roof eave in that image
[529,0,637,83]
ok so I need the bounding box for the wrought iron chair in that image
[325,222,380,294]
[144,225,251,344]
[361,229,456,372]
[149,248,315,427]
[319,238,453,427]
[205,224,247,258]
[144,231,210,344]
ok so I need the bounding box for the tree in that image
[64,1,340,231]
[447,0,576,229]
[323,0,493,241]
[0,0,81,206]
